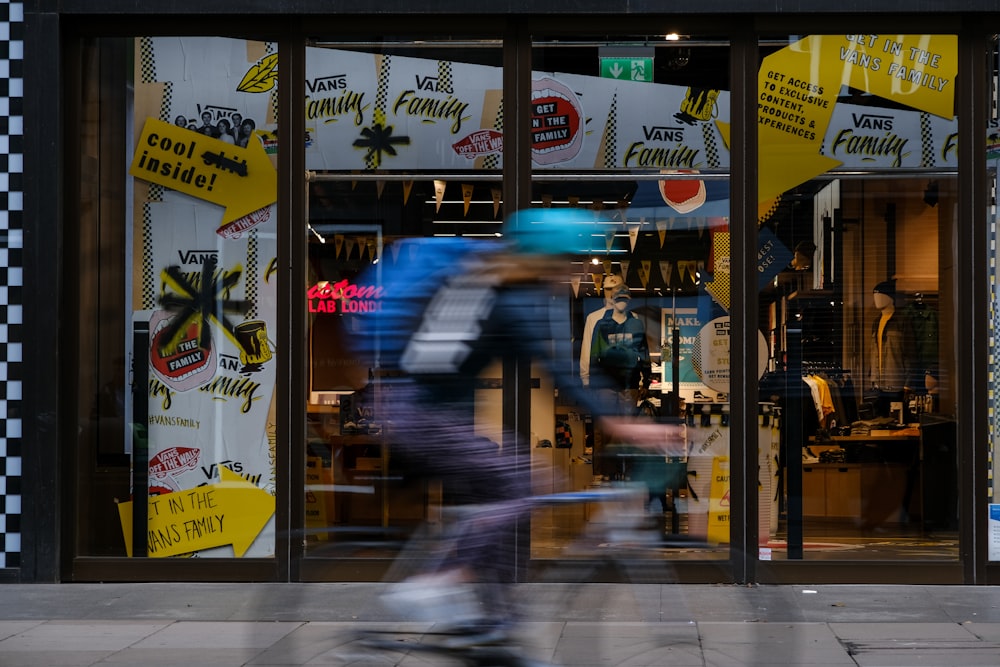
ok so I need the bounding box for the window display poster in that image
[757,34,957,201]
[121,37,279,558]
[301,35,963,179]
[302,45,731,173]
[127,36,965,184]
[661,296,727,400]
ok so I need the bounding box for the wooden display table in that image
[804,431,920,522]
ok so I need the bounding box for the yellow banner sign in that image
[117,466,274,558]
[129,117,277,225]
[757,34,956,202]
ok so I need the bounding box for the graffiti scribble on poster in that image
[159,257,249,353]
[353,119,411,167]
[152,257,251,390]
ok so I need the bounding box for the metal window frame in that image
[18,6,998,584]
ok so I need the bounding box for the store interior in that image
[303,171,959,564]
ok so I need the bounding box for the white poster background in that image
[134,38,279,557]
[141,200,278,557]
[148,37,274,144]
[302,46,733,172]
[299,46,973,174]
[822,101,958,170]
[304,48,503,171]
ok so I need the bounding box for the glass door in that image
[528,34,735,574]
[300,37,506,574]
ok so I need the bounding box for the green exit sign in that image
[600,57,653,83]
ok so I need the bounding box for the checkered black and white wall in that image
[0,2,24,570]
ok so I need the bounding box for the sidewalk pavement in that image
[1,583,1000,666]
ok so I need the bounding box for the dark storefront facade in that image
[8,2,1000,585]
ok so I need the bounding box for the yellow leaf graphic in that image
[237,53,278,93]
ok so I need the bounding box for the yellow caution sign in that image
[117,466,275,558]
[757,34,956,202]
[129,117,277,225]
[305,456,334,542]
[707,456,730,544]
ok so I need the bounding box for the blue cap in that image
[503,207,600,255]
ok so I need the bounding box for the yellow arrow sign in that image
[843,34,956,119]
[129,117,277,225]
[758,34,956,202]
[117,466,275,558]
[758,35,845,202]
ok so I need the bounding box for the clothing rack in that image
[801,361,850,375]
[800,361,859,429]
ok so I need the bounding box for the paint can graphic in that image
[236,320,272,372]
[675,87,719,125]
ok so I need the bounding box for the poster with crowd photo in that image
[122,37,279,558]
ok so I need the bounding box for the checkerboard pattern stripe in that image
[0,2,24,569]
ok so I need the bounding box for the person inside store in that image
[351,209,667,650]
[580,272,623,388]
[869,279,913,417]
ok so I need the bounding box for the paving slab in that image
[849,647,1000,667]
[830,621,982,641]
[0,619,169,651]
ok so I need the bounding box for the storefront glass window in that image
[78,37,132,557]
[756,34,959,561]
[80,36,281,559]
[302,39,504,560]
[529,35,733,562]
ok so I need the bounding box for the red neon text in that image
[307,279,384,314]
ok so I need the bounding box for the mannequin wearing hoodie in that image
[589,286,652,401]
[580,273,624,387]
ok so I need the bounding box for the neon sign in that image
[307,279,384,313]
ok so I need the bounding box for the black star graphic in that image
[157,257,250,355]
[353,122,411,167]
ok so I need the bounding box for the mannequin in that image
[790,240,817,271]
[589,286,663,531]
[589,286,652,409]
[870,280,911,413]
[580,273,623,386]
